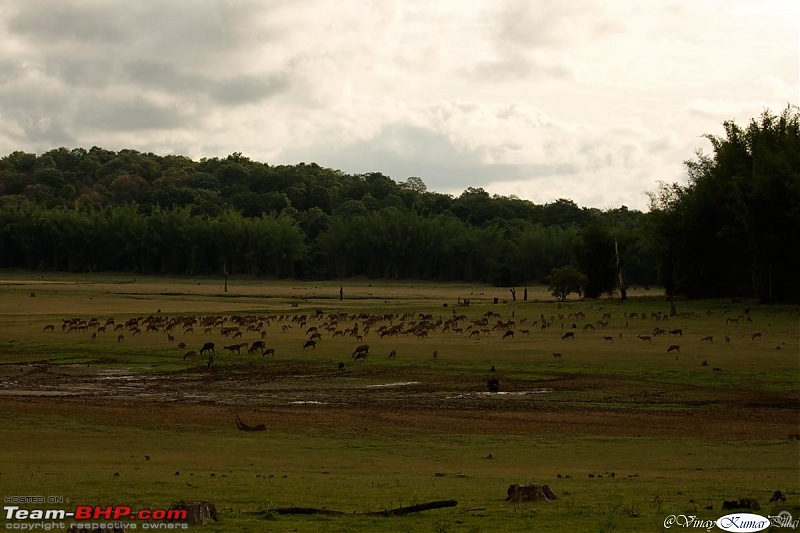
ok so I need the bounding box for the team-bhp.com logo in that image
[4,505,188,529]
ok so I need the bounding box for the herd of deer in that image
[43,305,772,366]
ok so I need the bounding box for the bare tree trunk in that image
[615,238,627,301]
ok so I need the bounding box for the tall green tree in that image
[649,107,800,301]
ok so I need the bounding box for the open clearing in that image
[0,273,798,532]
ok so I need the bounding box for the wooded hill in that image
[1,107,797,301]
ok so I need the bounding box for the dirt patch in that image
[0,361,797,440]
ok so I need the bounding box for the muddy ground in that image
[1,360,797,440]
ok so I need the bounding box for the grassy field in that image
[0,272,798,532]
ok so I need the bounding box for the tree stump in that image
[721,498,760,511]
[506,484,558,502]
[168,501,218,524]
[769,490,786,502]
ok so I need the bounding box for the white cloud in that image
[0,0,796,211]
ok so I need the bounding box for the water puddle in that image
[364,381,421,388]
[446,388,551,399]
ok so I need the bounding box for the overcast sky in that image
[0,1,796,210]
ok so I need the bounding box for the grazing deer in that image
[726,317,739,325]
[724,335,730,344]
[303,340,317,350]
[177,342,187,350]
[224,344,243,355]
[200,342,215,356]
[751,332,762,341]
[352,344,369,358]
[667,345,680,353]
[562,332,575,340]
[354,351,368,361]
[263,348,275,357]
[389,349,396,359]
[43,324,55,332]
[338,362,345,371]
[167,334,175,343]
[183,350,197,360]
[117,334,124,342]
[669,329,683,336]
[583,323,595,331]
[637,335,652,343]
[248,341,266,355]
[603,336,613,342]
[502,330,515,340]
[701,336,714,342]
[652,327,666,336]
[552,352,562,360]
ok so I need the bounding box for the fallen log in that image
[365,500,458,516]
[269,500,457,517]
[270,507,344,516]
[235,415,267,432]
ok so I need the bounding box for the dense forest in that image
[0,108,797,301]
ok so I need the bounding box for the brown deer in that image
[43,324,55,332]
[667,345,680,353]
[248,341,266,355]
[603,336,613,342]
[701,336,714,342]
[303,340,317,350]
[352,344,369,358]
[502,330,515,340]
[183,350,197,360]
[637,335,652,343]
[552,352,562,360]
[562,332,575,340]
[200,342,215,356]
[224,344,243,355]
[751,332,762,341]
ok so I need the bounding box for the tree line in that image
[0,107,797,301]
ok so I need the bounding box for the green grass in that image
[0,272,798,532]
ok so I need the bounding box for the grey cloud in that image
[125,61,291,105]
[3,117,74,149]
[42,57,121,89]
[210,73,291,105]
[284,123,577,193]
[7,3,132,45]
[5,1,276,70]
[79,98,187,132]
